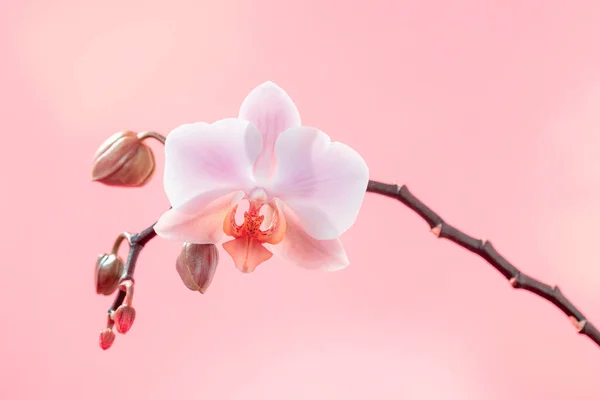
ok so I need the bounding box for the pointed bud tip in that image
[114,305,136,334]
[99,328,116,350]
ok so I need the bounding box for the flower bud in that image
[95,253,124,295]
[114,305,136,334]
[176,243,219,293]
[99,328,116,350]
[91,131,155,187]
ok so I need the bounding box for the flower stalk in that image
[95,177,600,350]
[366,180,600,346]
[91,82,600,352]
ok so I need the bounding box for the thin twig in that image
[108,223,158,317]
[104,180,600,349]
[367,180,600,347]
[137,131,166,145]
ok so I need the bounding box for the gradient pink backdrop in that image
[2,0,600,398]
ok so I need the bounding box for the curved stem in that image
[367,180,600,347]
[103,180,600,349]
[137,131,166,145]
[107,222,158,318]
[110,232,132,254]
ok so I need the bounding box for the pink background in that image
[3,0,600,398]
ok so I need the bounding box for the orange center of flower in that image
[222,189,286,273]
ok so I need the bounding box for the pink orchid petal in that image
[154,191,245,244]
[267,201,349,271]
[238,81,301,180]
[163,118,262,208]
[222,237,273,273]
[268,127,369,241]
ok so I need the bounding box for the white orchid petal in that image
[163,118,262,208]
[269,127,369,240]
[238,81,301,180]
[154,191,245,244]
[267,201,349,271]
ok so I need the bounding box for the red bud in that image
[114,305,136,334]
[99,328,116,350]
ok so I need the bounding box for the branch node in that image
[120,279,135,306]
[509,276,518,288]
[430,224,442,237]
[569,316,587,333]
[553,285,562,295]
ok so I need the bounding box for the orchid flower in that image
[154,82,369,272]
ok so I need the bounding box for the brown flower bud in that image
[91,131,155,187]
[114,305,136,334]
[176,243,219,293]
[95,253,124,295]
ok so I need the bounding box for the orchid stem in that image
[137,131,166,145]
[366,180,600,347]
[103,180,600,348]
[107,223,158,319]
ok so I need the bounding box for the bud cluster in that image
[91,130,221,351]
[98,280,136,350]
[94,231,135,350]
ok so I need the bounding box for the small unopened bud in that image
[99,317,116,350]
[114,280,135,334]
[176,243,219,293]
[99,328,116,350]
[92,131,155,187]
[95,253,124,295]
[114,305,136,334]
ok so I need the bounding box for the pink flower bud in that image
[91,131,156,187]
[114,305,136,334]
[176,243,219,294]
[95,253,124,295]
[99,328,115,350]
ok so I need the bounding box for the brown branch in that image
[108,223,158,317]
[101,180,600,350]
[367,180,600,347]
